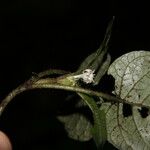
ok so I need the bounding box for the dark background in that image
[0,0,150,149]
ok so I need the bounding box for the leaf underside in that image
[102,51,150,150]
[57,100,93,141]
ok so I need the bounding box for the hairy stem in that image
[0,77,148,117]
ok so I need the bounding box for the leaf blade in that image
[76,17,114,84]
[103,50,150,150]
[78,93,107,149]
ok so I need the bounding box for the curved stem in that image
[0,78,148,117]
[32,83,146,108]
[0,69,68,116]
[0,86,27,116]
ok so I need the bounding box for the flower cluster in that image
[73,69,95,84]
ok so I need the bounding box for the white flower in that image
[73,69,95,84]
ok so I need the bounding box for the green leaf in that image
[78,93,107,149]
[58,93,107,148]
[101,51,150,150]
[57,100,93,141]
[76,17,114,85]
[58,115,92,141]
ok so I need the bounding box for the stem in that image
[0,86,27,116]
[0,79,148,117]
[0,69,68,116]
[32,83,146,108]
[37,69,69,78]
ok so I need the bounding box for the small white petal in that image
[72,69,95,84]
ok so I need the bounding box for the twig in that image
[0,76,148,117]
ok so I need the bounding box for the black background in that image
[0,0,150,149]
